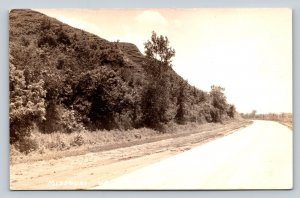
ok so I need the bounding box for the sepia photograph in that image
[9,8,292,190]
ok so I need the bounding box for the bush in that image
[20,36,30,47]
[72,66,134,130]
[59,108,85,133]
[227,105,236,118]
[56,28,71,45]
[39,104,85,134]
[175,81,187,125]
[9,60,46,143]
[70,134,84,147]
[15,137,39,154]
[37,32,57,48]
[42,133,68,151]
[99,45,124,66]
[40,17,51,31]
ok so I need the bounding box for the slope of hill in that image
[9,9,236,152]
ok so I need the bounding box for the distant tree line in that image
[9,10,237,151]
[241,111,292,123]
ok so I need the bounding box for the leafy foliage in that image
[209,85,228,122]
[9,10,237,153]
[227,105,236,118]
[144,31,175,67]
[71,66,135,130]
[175,81,188,124]
[9,56,46,143]
[141,31,176,131]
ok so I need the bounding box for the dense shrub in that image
[9,59,46,143]
[15,136,39,154]
[209,85,229,122]
[59,108,85,133]
[40,17,51,31]
[227,105,236,118]
[70,134,84,147]
[56,28,71,45]
[70,66,135,130]
[20,36,30,47]
[37,32,57,48]
[175,81,188,124]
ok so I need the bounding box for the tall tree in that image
[144,31,175,65]
[227,104,236,118]
[251,110,257,119]
[142,31,175,131]
[210,85,227,122]
[175,80,187,124]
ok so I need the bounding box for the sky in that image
[35,8,292,114]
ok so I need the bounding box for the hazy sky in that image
[35,8,292,114]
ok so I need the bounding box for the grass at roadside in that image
[277,120,292,130]
[10,119,252,164]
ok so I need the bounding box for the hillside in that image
[9,9,236,152]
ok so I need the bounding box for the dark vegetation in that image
[9,9,237,153]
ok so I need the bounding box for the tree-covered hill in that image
[9,9,236,146]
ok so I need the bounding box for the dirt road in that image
[94,120,293,189]
[10,121,249,190]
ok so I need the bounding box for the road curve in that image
[93,120,292,190]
